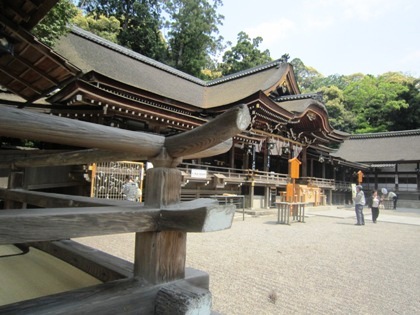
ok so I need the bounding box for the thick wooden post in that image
[4,168,25,209]
[134,165,186,284]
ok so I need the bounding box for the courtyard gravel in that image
[76,207,420,314]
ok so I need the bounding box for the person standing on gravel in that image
[353,185,366,225]
[369,190,381,223]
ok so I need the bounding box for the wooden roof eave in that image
[261,64,300,98]
[0,12,81,101]
[1,0,59,30]
[48,80,208,127]
[82,71,204,113]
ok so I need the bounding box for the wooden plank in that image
[0,271,209,315]
[165,104,251,158]
[0,188,140,208]
[0,199,237,244]
[160,198,236,232]
[31,240,133,282]
[0,206,159,244]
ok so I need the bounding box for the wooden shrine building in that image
[1,21,367,208]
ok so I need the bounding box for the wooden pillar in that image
[301,147,307,177]
[229,142,235,168]
[134,166,186,284]
[4,167,25,209]
[310,158,314,177]
[263,139,270,208]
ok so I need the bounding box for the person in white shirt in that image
[369,190,381,223]
[388,191,398,210]
[353,185,365,225]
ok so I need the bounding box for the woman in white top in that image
[370,190,381,223]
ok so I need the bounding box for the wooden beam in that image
[160,198,236,232]
[0,138,232,169]
[0,189,137,208]
[0,105,165,158]
[0,105,248,161]
[0,199,237,244]
[165,104,251,158]
[31,240,133,282]
[0,271,209,315]
[155,281,212,314]
[0,206,159,244]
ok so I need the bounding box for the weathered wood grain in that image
[0,105,164,157]
[0,270,209,315]
[0,139,233,168]
[0,198,238,244]
[155,281,212,315]
[144,168,181,208]
[160,198,236,232]
[0,189,138,208]
[165,104,251,158]
[0,105,249,160]
[135,166,186,283]
[0,207,159,244]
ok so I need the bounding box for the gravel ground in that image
[76,209,420,315]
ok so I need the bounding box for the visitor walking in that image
[369,190,381,223]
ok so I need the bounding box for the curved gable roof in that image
[54,27,297,109]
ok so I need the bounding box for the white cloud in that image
[244,19,296,46]
[302,0,397,21]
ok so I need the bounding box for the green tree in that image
[31,0,78,47]
[163,0,225,78]
[387,76,420,131]
[73,11,121,43]
[318,85,356,132]
[343,73,409,133]
[290,58,322,92]
[221,31,272,75]
[78,0,166,61]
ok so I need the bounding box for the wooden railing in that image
[179,163,339,189]
[0,104,251,313]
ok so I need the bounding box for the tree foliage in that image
[31,0,78,47]
[163,0,225,78]
[290,58,322,92]
[78,0,166,61]
[318,85,356,132]
[73,11,120,43]
[221,31,272,75]
[343,73,410,133]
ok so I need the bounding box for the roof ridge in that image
[350,129,420,139]
[70,26,286,88]
[70,25,206,86]
[206,60,286,86]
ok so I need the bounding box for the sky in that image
[217,0,420,77]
